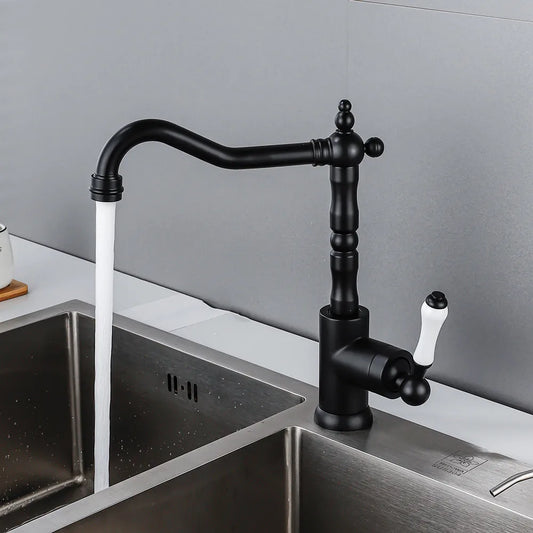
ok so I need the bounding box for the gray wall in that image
[2,0,533,412]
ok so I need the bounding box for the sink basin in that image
[5,303,533,533]
[0,302,303,531]
[54,427,533,533]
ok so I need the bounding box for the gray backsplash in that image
[1,0,533,412]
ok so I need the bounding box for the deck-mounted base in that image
[314,405,373,431]
[315,306,373,431]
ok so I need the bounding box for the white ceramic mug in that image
[0,224,14,289]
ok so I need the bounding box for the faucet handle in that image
[413,291,448,367]
[399,291,448,406]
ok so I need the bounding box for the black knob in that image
[400,377,431,406]
[364,137,384,158]
[426,291,448,309]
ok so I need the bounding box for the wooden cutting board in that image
[0,280,28,302]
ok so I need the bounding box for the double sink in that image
[1,302,533,532]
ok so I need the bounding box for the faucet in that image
[91,100,448,430]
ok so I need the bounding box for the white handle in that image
[413,293,448,367]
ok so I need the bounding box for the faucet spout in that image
[91,102,384,202]
[91,119,325,202]
[95,117,316,171]
[490,470,533,497]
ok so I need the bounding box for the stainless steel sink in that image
[44,426,533,533]
[4,302,533,532]
[0,302,303,531]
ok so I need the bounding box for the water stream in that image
[94,201,116,492]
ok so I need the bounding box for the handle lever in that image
[400,291,448,406]
[413,291,448,367]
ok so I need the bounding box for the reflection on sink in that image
[60,427,533,533]
[0,303,302,531]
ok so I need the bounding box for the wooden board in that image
[0,280,28,302]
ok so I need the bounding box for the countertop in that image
[3,236,533,465]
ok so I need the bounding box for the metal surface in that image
[0,301,303,531]
[491,470,533,498]
[3,302,533,532]
[55,429,533,532]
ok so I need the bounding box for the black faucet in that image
[91,100,448,431]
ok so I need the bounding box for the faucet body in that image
[91,100,445,431]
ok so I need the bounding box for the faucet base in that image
[314,405,373,431]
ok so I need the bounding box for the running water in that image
[94,201,117,492]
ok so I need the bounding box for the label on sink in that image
[432,451,488,476]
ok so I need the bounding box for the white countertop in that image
[4,236,533,465]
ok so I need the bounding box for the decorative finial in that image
[335,99,355,133]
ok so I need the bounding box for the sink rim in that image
[4,301,533,532]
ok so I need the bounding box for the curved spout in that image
[490,469,533,497]
[96,119,320,174]
[91,119,320,201]
[90,102,384,202]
